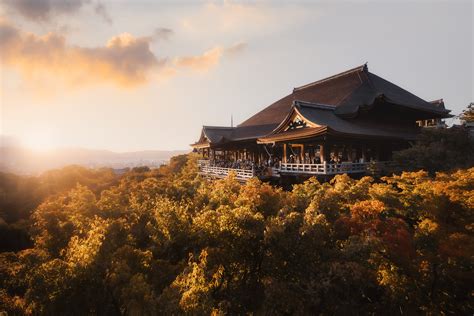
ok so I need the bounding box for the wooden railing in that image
[197,159,210,166]
[198,165,254,180]
[279,162,374,175]
[198,161,390,179]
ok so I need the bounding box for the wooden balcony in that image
[279,162,369,175]
[198,161,389,181]
[198,164,255,181]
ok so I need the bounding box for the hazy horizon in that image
[0,135,189,153]
[0,142,190,174]
[1,0,472,152]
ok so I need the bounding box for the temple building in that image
[191,64,452,181]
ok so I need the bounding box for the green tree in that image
[393,127,474,173]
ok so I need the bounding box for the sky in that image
[0,0,472,152]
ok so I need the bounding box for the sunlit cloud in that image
[0,19,248,91]
[180,1,315,37]
[181,1,268,34]
[0,19,163,87]
[174,42,247,71]
[175,47,222,71]
[1,0,112,24]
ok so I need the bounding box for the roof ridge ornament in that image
[293,100,335,111]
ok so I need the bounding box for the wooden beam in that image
[320,144,325,162]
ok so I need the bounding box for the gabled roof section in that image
[239,63,451,128]
[202,126,234,144]
[191,126,234,147]
[258,100,420,143]
[267,100,329,135]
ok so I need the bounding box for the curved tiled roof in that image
[238,64,450,127]
[191,124,278,147]
[202,126,234,144]
[193,64,450,147]
[258,101,419,142]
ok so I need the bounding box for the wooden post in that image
[283,144,287,163]
[321,143,331,162]
[301,144,305,163]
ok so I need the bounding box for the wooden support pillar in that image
[320,143,331,162]
[375,145,381,161]
[333,146,339,162]
[283,144,287,163]
[319,144,325,162]
[301,144,305,163]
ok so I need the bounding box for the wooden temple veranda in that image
[191,64,452,182]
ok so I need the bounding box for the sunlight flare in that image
[20,131,57,152]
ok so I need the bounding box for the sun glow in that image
[20,131,57,152]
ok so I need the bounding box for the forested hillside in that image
[1,154,472,315]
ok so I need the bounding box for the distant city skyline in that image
[1,0,472,151]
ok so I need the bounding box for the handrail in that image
[279,162,387,175]
[199,165,254,180]
[198,161,390,178]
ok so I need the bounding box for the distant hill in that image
[0,146,189,175]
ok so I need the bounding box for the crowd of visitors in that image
[200,154,371,174]
[208,158,280,169]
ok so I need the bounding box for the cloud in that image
[180,1,314,37]
[0,19,162,87]
[0,20,247,89]
[224,42,247,57]
[152,27,173,41]
[174,47,223,71]
[1,0,112,24]
[94,2,112,25]
[181,1,268,34]
[174,42,247,71]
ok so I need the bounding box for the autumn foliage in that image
[0,155,473,314]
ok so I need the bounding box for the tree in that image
[460,102,474,124]
[393,127,474,173]
[1,155,473,315]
